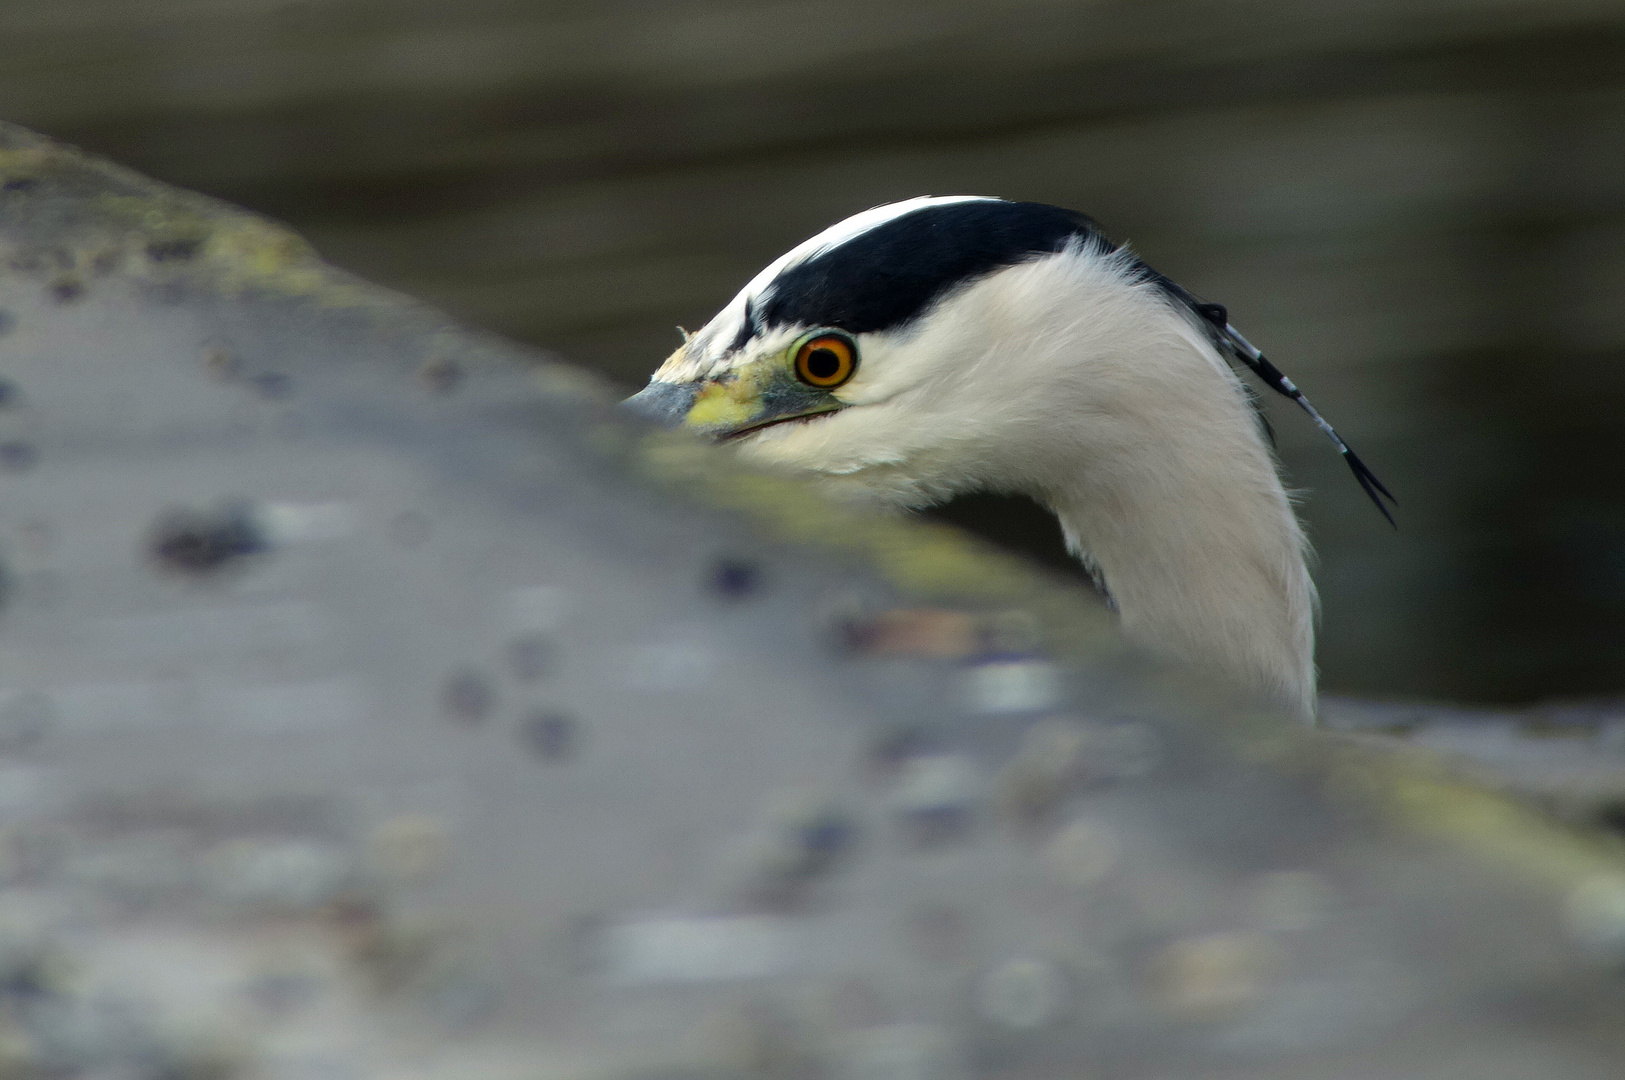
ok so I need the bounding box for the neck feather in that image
[965,250,1317,718]
[1045,415,1317,720]
[1030,314,1316,719]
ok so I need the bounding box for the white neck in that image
[1003,255,1317,719]
[737,243,1318,719]
[1039,384,1317,720]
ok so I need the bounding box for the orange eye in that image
[793,333,858,389]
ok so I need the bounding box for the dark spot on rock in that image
[89,248,122,276]
[737,796,857,910]
[520,710,576,760]
[793,807,855,867]
[418,357,463,394]
[864,725,933,778]
[830,615,873,655]
[506,633,553,681]
[204,347,240,380]
[324,894,383,936]
[251,372,293,399]
[147,502,268,576]
[1596,800,1625,836]
[0,443,37,472]
[442,669,494,724]
[709,557,761,599]
[0,379,18,407]
[47,277,83,305]
[891,755,980,847]
[0,177,39,194]
[145,236,204,263]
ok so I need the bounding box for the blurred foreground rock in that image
[0,123,1623,1079]
[1325,697,1625,837]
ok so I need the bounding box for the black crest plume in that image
[1168,287,1397,528]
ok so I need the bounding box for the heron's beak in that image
[623,356,840,441]
[622,380,700,426]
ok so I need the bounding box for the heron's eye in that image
[793,333,857,389]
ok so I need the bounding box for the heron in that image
[626,196,1393,722]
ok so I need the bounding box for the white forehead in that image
[688,195,998,365]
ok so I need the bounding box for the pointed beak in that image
[623,381,700,427]
[625,369,839,441]
[626,342,846,440]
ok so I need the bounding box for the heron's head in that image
[624,196,1394,721]
[624,196,1135,507]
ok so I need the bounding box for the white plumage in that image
[628,197,1390,722]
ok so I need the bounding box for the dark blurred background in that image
[3,0,1622,704]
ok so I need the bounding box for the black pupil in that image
[806,347,842,381]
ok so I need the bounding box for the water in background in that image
[4,0,1622,703]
